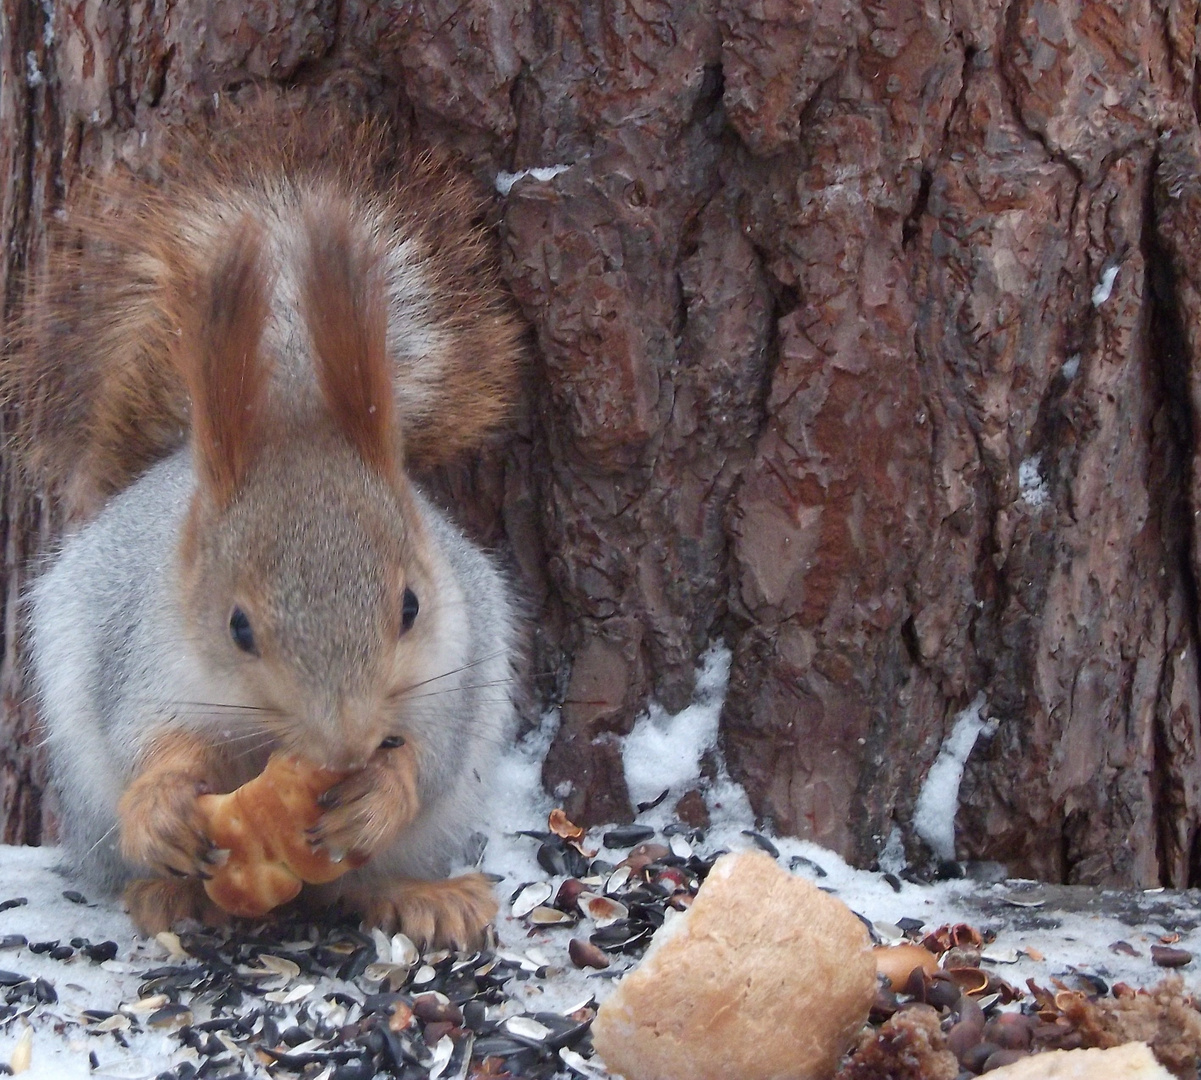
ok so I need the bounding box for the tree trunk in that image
[3,0,1201,887]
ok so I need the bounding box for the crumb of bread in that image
[984,1042,1173,1079]
[592,850,876,1080]
[198,754,361,917]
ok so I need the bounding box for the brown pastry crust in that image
[198,753,365,918]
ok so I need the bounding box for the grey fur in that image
[28,447,517,898]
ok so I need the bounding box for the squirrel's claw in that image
[310,748,420,860]
[117,767,219,883]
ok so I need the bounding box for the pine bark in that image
[3,0,1201,886]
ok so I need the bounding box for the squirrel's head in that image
[175,208,456,770]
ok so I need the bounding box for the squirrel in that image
[7,112,523,949]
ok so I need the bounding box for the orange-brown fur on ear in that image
[177,222,272,506]
[301,203,396,480]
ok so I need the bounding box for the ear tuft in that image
[301,202,395,479]
[178,221,273,506]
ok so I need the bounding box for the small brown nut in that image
[198,754,365,917]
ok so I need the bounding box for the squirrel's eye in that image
[229,607,258,655]
[401,587,419,633]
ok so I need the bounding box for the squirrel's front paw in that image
[118,771,218,879]
[307,744,419,861]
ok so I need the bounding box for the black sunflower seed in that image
[789,854,828,878]
[27,942,57,954]
[332,1063,374,1080]
[602,825,656,848]
[0,937,25,951]
[462,1000,488,1031]
[149,1003,193,1027]
[338,948,373,981]
[34,978,56,1003]
[741,830,779,858]
[472,1034,534,1057]
[263,1047,362,1067]
[48,945,74,961]
[61,890,87,904]
[0,971,29,987]
[636,789,670,812]
[85,941,119,962]
[537,843,570,877]
[0,899,27,913]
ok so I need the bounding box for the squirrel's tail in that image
[5,107,524,521]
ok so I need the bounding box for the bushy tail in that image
[4,106,523,521]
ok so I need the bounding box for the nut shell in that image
[198,754,364,917]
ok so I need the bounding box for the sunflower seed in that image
[390,934,420,968]
[560,1047,608,1077]
[256,954,301,981]
[578,893,629,928]
[529,906,576,925]
[411,964,436,986]
[511,882,554,918]
[605,866,632,894]
[603,825,656,848]
[10,1024,31,1073]
[668,835,693,859]
[427,1034,454,1079]
[568,939,610,970]
[265,982,315,1004]
[504,1015,552,1042]
[741,830,779,858]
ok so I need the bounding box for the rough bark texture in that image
[4,0,1201,886]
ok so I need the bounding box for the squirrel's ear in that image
[301,203,396,481]
[178,221,272,506]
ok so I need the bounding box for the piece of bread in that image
[591,850,876,1080]
[984,1042,1172,1078]
[198,754,364,918]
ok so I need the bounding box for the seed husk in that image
[568,940,610,970]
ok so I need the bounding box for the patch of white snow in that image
[494,165,571,196]
[913,693,996,861]
[1091,264,1119,306]
[620,644,730,809]
[1019,455,1050,507]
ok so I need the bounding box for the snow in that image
[1019,455,1050,507]
[620,644,729,808]
[25,52,44,90]
[913,694,996,861]
[1091,264,1120,306]
[2,650,1200,1077]
[494,165,572,196]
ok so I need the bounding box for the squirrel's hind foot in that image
[338,872,498,951]
[124,877,231,935]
